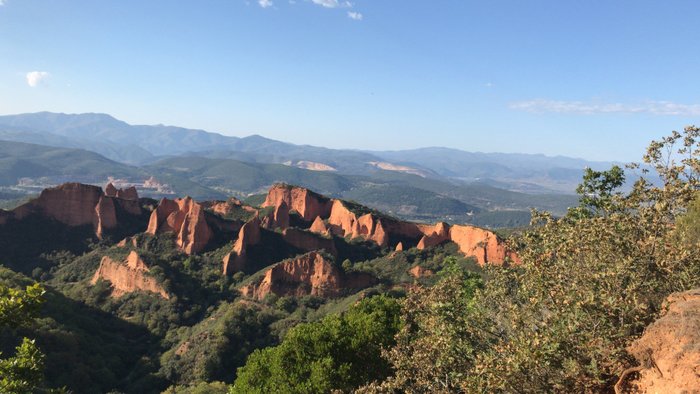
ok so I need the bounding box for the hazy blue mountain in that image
[0,111,618,195]
[0,140,142,185]
[371,147,620,193]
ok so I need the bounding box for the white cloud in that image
[347,11,362,20]
[311,0,352,8]
[258,0,273,8]
[509,99,700,116]
[26,71,50,87]
[0,1,5,6]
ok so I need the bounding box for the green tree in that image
[366,126,700,393]
[231,295,401,394]
[0,282,46,394]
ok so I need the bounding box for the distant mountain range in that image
[0,111,617,226]
[0,112,617,192]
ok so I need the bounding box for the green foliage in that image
[571,165,625,217]
[367,125,700,393]
[162,381,229,394]
[160,302,281,386]
[232,295,401,394]
[0,338,45,394]
[0,280,46,393]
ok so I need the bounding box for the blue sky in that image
[1,0,699,161]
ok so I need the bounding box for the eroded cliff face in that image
[326,200,389,246]
[261,184,517,265]
[222,217,262,275]
[239,252,375,300]
[10,182,142,239]
[282,227,337,256]
[624,289,700,393]
[262,184,333,222]
[91,251,169,299]
[309,216,330,236]
[146,197,213,254]
[448,225,518,265]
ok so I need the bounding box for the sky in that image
[1,0,700,162]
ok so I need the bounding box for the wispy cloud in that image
[0,1,5,6]
[310,0,354,8]
[347,11,362,20]
[26,71,50,87]
[258,0,273,8]
[510,99,700,116]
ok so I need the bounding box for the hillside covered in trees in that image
[1,127,700,393]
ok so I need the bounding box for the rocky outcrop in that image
[222,217,262,275]
[91,251,169,299]
[146,197,213,254]
[408,265,434,278]
[416,222,450,249]
[10,182,142,239]
[327,200,391,247]
[448,225,518,265]
[395,242,404,251]
[202,198,257,217]
[103,183,141,215]
[262,184,333,222]
[94,195,117,239]
[309,216,330,236]
[282,228,337,256]
[623,289,700,393]
[262,201,290,229]
[105,183,118,197]
[239,252,375,300]
[116,186,139,201]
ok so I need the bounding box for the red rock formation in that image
[326,200,390,247]
[309,216,330,236]
[91,251,169,299]
[222,217,262,275]
[202,198,257,217]
[262,184,333,221]
[94,195,117,239]
[239,252,374,300]
[272,201,290,229]
[104,183,140,215]
[105,182,118,197]
[327,199,361,238]
[408,265,434,278]
[10,183,137,239]
[116,186,138,201]
[395,242,404,251]
[282,227,337,256]
[624,289,700,393]
[448,225,518,265]
[146,197,213,254]
[117,237,139,248]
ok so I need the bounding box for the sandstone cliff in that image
[262,184,333,222]
[11,182,142,239]
[326,200,389,246]
[309,216,330,236]
[222,217,262,275]
[282,227,337,256]
[146,197,213,254]
[239,251,374,300]
[623,289,700,393]
[91,251,169,299]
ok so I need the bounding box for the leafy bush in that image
[367,126,700,393]
[232,295,401,393]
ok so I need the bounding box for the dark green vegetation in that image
[232,296,401,394]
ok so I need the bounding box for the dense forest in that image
[2,126,700,393]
